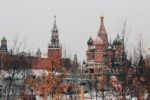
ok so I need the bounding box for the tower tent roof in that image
[49,15,60,48]
[98,16,107,34]
[36,48,41,54]
[52,15,58,33]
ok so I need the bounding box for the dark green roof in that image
[113,34,123,45]
[87,37,93,45]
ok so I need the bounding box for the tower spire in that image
[97,16,108,43]
[49,15,59,48]
[98,16,106,34]
[53,15,57,30]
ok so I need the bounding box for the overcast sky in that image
[0,0,150,61]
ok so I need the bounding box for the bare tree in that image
[126,33,149,99]
[1,35,33,100]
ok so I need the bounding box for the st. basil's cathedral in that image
[85,16,127,75]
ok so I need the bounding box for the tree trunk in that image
[6,83,12,100]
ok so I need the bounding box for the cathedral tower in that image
[98,16,108,49]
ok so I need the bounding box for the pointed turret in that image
[36,48,42,58]
[1,37,7,45]
[52,15,58,33]
[49,16,60,48]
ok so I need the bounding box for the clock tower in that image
[48,16,61,68]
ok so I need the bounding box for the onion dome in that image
[87,37,93,45]
[94,36,103,45]
[113,34,122,45]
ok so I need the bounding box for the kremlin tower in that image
[48,16,62,68]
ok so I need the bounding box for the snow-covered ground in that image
[34,93,140,100]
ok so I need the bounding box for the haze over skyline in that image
[0,0,150,61]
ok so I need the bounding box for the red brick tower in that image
[48,16,61,67]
